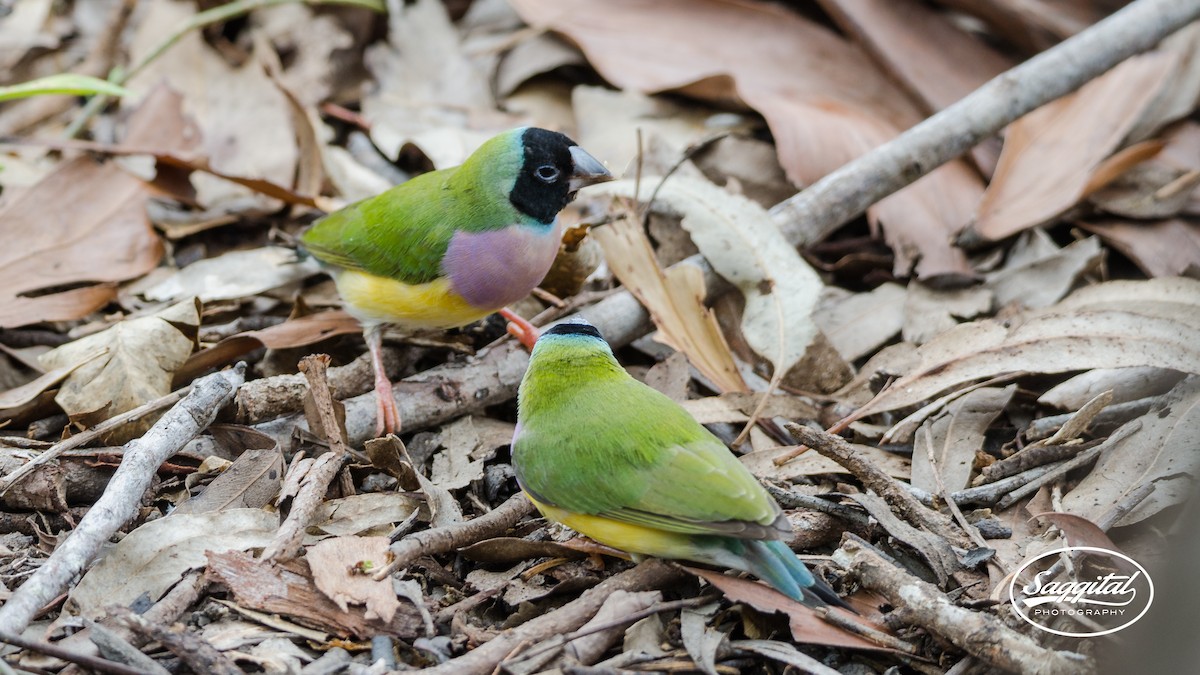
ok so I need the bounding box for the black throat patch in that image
[510,128,577,223]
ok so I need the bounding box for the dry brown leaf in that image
[854,278,1200,419]
[816,0,1012,116]
[124,0,298,209]
[175,433,283,515]
[1040,367,1186,410]
[363,0,506,166]
[685,567,883,650]
[1062,376,1200,526]
[39,299,200,437]
[511,0,984,279]
[0,348,105,419]
[180,310,363,379]
[307,536,399,623]
[591,204,747,394]
[0,156,162,328]
[1081,219,1200,278]
[742,443,910,481]
[430,415,514,490]
[911,386,1014,493]
[311,493,421,537]
[973,53,1176,240]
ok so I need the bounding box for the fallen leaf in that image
[512,0,984,278]
[311,492,420,537]
[911,386,1015,493]
[854,278,1200,419]
[1081,219,1200,278]
[430,416,514,490]
[1062,376,1200,526]
[39,299,200,436]
[984,236,1104,310]
[206,549,422,639]
[591,203,747,394]
[973,53,1175,240]
[901,282,992,345]
[124,0,298,209]
[70,508,278,619]
[175,430,283,515]
[307,536,399,622]
[566,590,662,665]
[180,310,363,379]
[0,156,163,328]
[685,567,881,650]
[732,639,843,675]
[144,247,320,303]
[815,282,906,361]
[362,0,504,166]
[1039,367,1186,410]
[681,602,723,675]
[681,393,817,426]
[0,0,54,71]
[458,538,586,565]
[0,348,106,418]
[1031,512,1121,551]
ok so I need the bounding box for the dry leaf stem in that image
[832,539,1093,675]
[372,492,535,580]
[0,366,244,635]
[770,0,1200,246]
[260,354,348,562]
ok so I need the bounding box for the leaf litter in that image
[0,1,1198,673]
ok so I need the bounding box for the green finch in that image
[302,128,611,435]
[513,319,847,608]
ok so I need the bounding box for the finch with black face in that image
[301,128,612,436]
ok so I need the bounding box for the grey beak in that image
[568,146,613,192]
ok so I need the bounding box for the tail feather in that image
[740,539,852,610]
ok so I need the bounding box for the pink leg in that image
[365,325,401,436]
[498,307,540,351]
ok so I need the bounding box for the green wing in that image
[515,377,784,539]
[299,168,459,285]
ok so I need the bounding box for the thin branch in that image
[0,365,243,635]
[769,0,1200,246]
[0,630,149,675]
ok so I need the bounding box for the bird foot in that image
[498,307,539,351]
[373,367,402,437]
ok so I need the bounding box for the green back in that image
[300,131,527,284]
[514,334,781,536]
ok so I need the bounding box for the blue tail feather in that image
[730,539,850,609]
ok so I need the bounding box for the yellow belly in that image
[334,269,491,329]
[526,494,702,561]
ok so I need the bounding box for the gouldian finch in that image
[513,320,847,608]
[301,128,612,435]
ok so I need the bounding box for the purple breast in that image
[442,222,562,310]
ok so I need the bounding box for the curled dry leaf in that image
[1062,375,1200,526]
[175,438,283,515]
[854,278,1200,419]
[0,348,106,419]
[984,236,1103,310]
[511,0,983,278]
[311,492,420,538]
[69,508,278,619]
[973,53,1176,240]
[590,202,746,394]
[430,416,515,490]
[1040,367,1186,410]
[39,299,200,438]
[0,157,163,329]
[595,176,831,398]
[1081,219,1200,279]
[124,1,298,209]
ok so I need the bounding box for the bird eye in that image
[535,165,560,182]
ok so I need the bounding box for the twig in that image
[785,424,961,542]
[769,0,1200,245]
[0,630,148,675]
[373,492,535,580]
[921,428,990,552]
[975,438,1101,485]
[995,422,1140,510]
[0,385,194,497]
[0,366,244,635]
[949,464,1062,506]
[833,539,1093,675]
[763,483,870,528]
[516,597,706,662]
[260,355,348,562]
[418,560,684,675]
[111,606,241,675]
